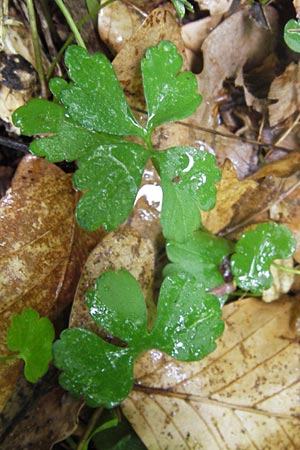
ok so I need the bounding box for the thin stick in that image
[47,0,117,79]
[274,113,300,146]
[26,0,47,97]
[54,0,86,49]
[76,407,104,450]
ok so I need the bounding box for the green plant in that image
[0,309,54,382]
[6,41,296,407]
[171,0,194,19]
[284,19,300,52]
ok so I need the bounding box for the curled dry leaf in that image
[112,5,198,150]
[98,1,145,54]
[195,0,233,16]
[262,259,294,303]
[70,226,156,333]
[0,155,102,412]
[203,152,300,240]
[0,387,83,450]
[192,7,278,177]
[268,62,300,127]
[122,297,300,450]
[0,23,38,131]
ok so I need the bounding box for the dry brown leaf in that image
[0,387,83,450]
[70,226,156,332]
[202,159,258,234]
[262,259,294,303]
[203,153,300,239]
[98,1,145,54]
[0,155,102,412]
[268,62,300,127]
[195,0,233,15]
[122,297,300,449]
[113,5,186,112]
[192,7,278,177]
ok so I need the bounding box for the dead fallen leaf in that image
[202,159,258,234]
[195,0,233,16]
[0,385,83,450]
[203,153,300,239]
[268,62,300,127]
[98,1,145,54]
[70,226,156,332]
[262,259,295,303]
[191,7,278,177]
[113,5,187,112]
[0,155,102,412]
[122,297,300,450]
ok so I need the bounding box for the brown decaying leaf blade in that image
[122,297,300,450]
[0,155,102,412]
[70,226,156,333]
[0,386,83,450]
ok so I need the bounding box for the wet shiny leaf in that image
[86,271,147,345]
[284,19,300,53]
[231,223,296,294]
[55,270,223,407]
[165,230,234,304]
[6,309,54,383]
[149,275,224,361]
[154,147,221,241]
[73,143,149,230]
[13,99,124,162]
[53,328,134,409]
[61,46,144,137]
[142,41,201,133]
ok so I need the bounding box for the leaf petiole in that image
[54,0,86,49]
[0,353,20,361]
[271,262,300,275]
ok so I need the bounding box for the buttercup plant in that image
[6,41,296,407]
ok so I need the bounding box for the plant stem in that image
[272,262,300,275]
[54,0,86,49]
[0,354,19,361]
[26,0,47,97]
[47,0,117,79]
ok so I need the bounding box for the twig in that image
[26,0,47,97]
[54,0,86,49]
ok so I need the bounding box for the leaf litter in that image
[1,1,300,449]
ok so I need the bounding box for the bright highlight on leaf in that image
[171,0,194,19]
[154,148,221,241]
[231,223,296,294]
[142,41,202,134]
[284,19,300,53]
[5,308,55,383]
[12,41,203,233]
[165,230,234,304]
[54,270,223,407]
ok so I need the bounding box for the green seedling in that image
[0,308,54,383]
[284,19,300,52]
[7,41,296,408]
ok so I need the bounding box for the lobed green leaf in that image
[53,328,135,409]
[150,274,224,361]
[154,147,221,241]
[165,230,234,304]
[171,0,194,19]
[62,46,145,138]
[231,223,296,294]
[86,271,148,345]
[284,19,300,53]
[142,41,202,133]
[74,143,149,230]
[7,308,55,383]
